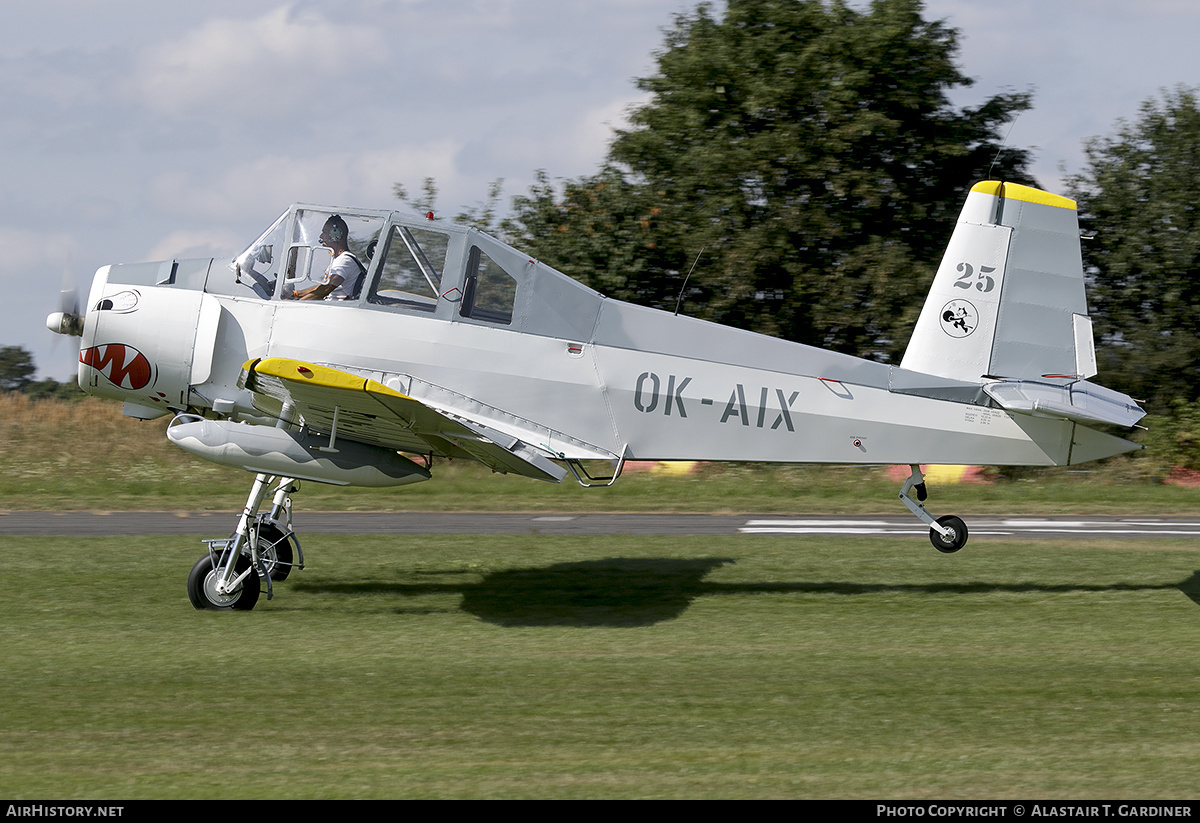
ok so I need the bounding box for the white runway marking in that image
[737,518,1200,537]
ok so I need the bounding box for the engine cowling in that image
[78,278,220,416]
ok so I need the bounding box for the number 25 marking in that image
[953,262,996,293]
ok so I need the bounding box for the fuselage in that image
[74,202,1139,473]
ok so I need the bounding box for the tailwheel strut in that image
[897,464,969,553]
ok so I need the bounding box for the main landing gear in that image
[897,464,969,553]
[187,473,304,610]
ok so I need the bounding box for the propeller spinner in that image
[47,264,85,337]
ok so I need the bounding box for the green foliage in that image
[1067,86,1200,410]
[22,378,85,401]
[457,177,507,235]
[1140,398,1200,471]
[0,345,82,400]
[394,175,509,236]
[507,0,1035,361]
[503,167,689,310]
[393,176,440,216]
[0,345,36,392]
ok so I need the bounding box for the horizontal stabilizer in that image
[984,380,1146,428]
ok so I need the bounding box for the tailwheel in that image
[930,514,968,554]
[187,553,261,611]
[899,465,969,555]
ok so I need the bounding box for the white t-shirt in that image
[321,252,365,300]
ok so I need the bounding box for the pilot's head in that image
[319,215,350,249]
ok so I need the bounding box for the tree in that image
[0,345,36,393]
[394,176,508,236]
[393,177,441,218]
[504,167,690,309]
[509,0,1035,361]
[23,377,84,401]
[0,345,82,399]
[1066,86,1200,410]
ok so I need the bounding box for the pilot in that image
[291,215,366,300]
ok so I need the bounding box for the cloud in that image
[143,142,464,226]
[0,226,77,282]
[127,6,389,118]
[565,94,647,167]
[144,229,248,263]
[0,224,84,379]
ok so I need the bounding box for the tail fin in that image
[901,181,1096,383]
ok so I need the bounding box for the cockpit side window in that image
[367,225,449,313]
[460,246,517,325]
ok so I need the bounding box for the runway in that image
[3,511,1200,540]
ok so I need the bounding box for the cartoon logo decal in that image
[80,344,153,390]
[939,300,978,338]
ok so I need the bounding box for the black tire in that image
[187,553,260,611]
[930,514,968,554]
[252,523,294,582]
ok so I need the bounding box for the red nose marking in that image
[80,344,152,390]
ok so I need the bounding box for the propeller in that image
[47,258,85,337]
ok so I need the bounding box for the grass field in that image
[1,534,1198,799]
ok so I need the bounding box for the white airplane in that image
[47,181,1146,610]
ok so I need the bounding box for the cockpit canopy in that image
[103,203,605,342]
[229,208,388,301]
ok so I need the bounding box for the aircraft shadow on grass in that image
[294,560,1200,627]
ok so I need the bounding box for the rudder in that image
[901,181,1095,383]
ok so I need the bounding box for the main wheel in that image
[187,553,260,610]
[930,515,968,553]
[249,522,294,582]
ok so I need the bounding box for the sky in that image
[5,0,1200,380]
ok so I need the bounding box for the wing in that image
[238,357,567,483]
